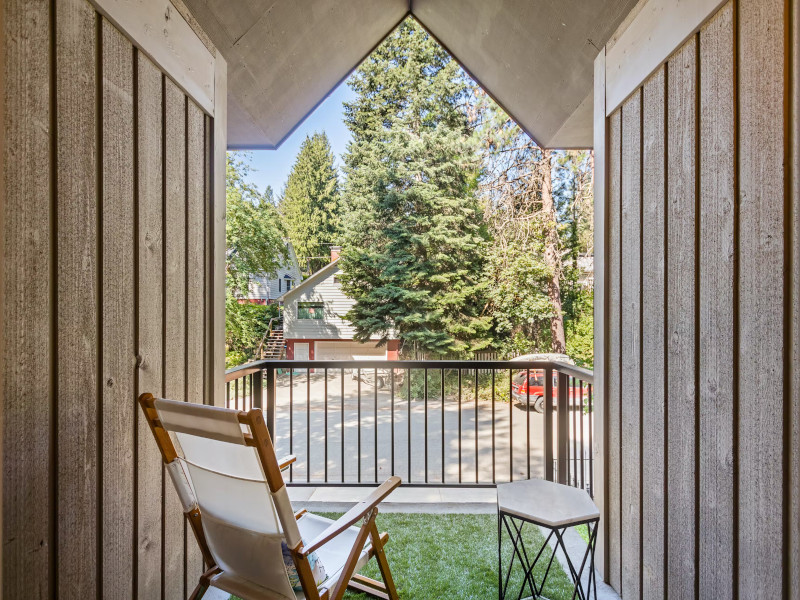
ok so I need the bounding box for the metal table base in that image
[498,510,599,600]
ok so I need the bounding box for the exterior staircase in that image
[261,325,285,360]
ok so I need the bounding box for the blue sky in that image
[242,83,357,198]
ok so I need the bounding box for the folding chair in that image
[139,393,401,600]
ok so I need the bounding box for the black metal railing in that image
[224,359,594,496]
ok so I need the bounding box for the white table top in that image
[496,478,599,527]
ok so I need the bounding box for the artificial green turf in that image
[318,512,576,600]
[228,512,578,599]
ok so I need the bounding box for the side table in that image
[497,478,599,600]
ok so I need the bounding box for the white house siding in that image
[247,243,302,301]
[283,263,368,339]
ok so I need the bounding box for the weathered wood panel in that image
[164,76,188,600]
[792,0,800,596]
[698,4,735,597]
[737,0,785,597]
[3,2,220,597]
[185,97,206,588]
[606,108,622,591]
[620,90,642,600]
[641,65,666,599]
[55,0,98,596]
[666,37,697,600]
[2,0,54,596]
[136,52,165,599]
[101,18,136,598]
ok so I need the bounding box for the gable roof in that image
[181,0,638,149]
[281,258,340,301]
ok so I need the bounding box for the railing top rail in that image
[225,358,593,383]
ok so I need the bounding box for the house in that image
[282,247,400,360]
[244,241,302,304]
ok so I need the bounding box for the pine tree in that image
[339,20,491,355]
[278,132,341,273]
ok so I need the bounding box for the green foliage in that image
[225,301,280,368]
[339,20,491,356]
[278,132,341,273]
[226,153,286,366]
[565,288,594,368]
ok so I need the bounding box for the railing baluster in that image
[374,368,378,483]
[324,368,328,483]
[265,367,275,439]
[235,378,239,411]
[424,368,428,484]
[491,369,496,484]
[289,369,293,481]
[526,368,531,480]
[508,369,513,482]
[580,380,585,490]
[307,368,311,483]
[588,383,593,496]
[441,368,445,484]
[341,368,345,483]
[475,368,479,484]
[226,381,230,409]
[458,369,462,484]
[390,368,395,477]
[557,371,570,485]
[544,367,554,481]
[572,376,578,487]
[357,368,361,483]
[407,368,411,484]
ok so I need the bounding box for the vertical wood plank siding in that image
[792,0,800,595]
[640,65,666,599]
[2,0,54,595]
[666,37,697,600]
[185,98,206,590]
[2,1,215,596]
[737,0,785,597]
[603,0,799,596]
[136,52,166,600]
[698,5,735,597]
[606,109,622,592]
[56,0,98,596]
[101,19,136,598]
[620,91,642,600]
[164,78,188,600]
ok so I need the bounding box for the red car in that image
[511,369,588,413]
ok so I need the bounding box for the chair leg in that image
[368,523,399,600]
[188,583,207,600]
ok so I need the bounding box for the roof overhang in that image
[182,0,639,150]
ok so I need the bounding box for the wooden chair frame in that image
[139,393,400,600]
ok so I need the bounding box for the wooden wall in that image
[603,0,799,597]
[2,0,218,597]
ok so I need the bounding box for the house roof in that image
[181,0,638,149]
[281,258,340,301]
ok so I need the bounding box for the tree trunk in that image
[541,149,566,353]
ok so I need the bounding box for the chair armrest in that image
[300,476,401,556]
[278,455,296,471]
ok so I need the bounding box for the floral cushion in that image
[281,541,327,591]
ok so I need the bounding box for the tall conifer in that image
[339,20,490,355]
[278,132,341,273]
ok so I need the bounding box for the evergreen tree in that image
[339,20,491,355]
[278,132,341,273]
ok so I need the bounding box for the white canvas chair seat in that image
[210,513,372,600]
[138,394,401,600]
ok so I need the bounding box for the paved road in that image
[269,370,594,487]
